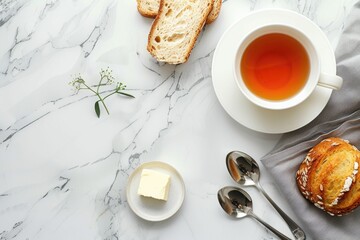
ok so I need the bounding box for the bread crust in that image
[137,0,221,24]
[296,137,360,216]
[138,9,158,18]
[147,0,214,64]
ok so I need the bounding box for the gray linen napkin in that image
[261,2,360,240]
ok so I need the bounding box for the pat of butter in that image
[137,169,171,201]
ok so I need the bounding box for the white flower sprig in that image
[69,68,134,117]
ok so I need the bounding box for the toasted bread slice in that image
[206,0,222,24]
[136,0,159,18]
[137,0,221,24]
[147,0,213,64]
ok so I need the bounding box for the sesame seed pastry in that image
[296,137,360,216]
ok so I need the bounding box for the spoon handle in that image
[257,183,306,240]
[248,211,292,240]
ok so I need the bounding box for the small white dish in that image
[212,9,336,134]
[126,161,185,221]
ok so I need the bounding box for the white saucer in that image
[212,9,336,134]
[126,161,185,221]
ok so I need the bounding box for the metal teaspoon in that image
[217,186,292,240]
[226,151,306,240]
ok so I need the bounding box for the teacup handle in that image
[318,73,343,90]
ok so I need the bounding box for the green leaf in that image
[94,101,101,118]
[117,92,135,98]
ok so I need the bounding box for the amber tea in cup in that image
[233,24,343,110]
[241,33,310,101]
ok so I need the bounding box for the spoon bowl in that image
[217,186,252,218]
[217,186,291,240]
[226,151,260,186]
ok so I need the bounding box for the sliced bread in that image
[137,0,221,24]
[205,0,222,24]
[147,0,214,64]
[136,0,159,18]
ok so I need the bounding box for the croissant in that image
[296,137,360,216]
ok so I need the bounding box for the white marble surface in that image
[0,0,357,239]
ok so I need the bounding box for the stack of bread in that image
[136,0,222,64]
[296,137,360,216]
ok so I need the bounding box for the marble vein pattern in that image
[0,0,358,239]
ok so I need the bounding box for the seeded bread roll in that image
[147,0,213,64]
[296,137,360,216]
[136,0,222,24]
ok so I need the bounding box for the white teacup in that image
[233,24,343,110]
